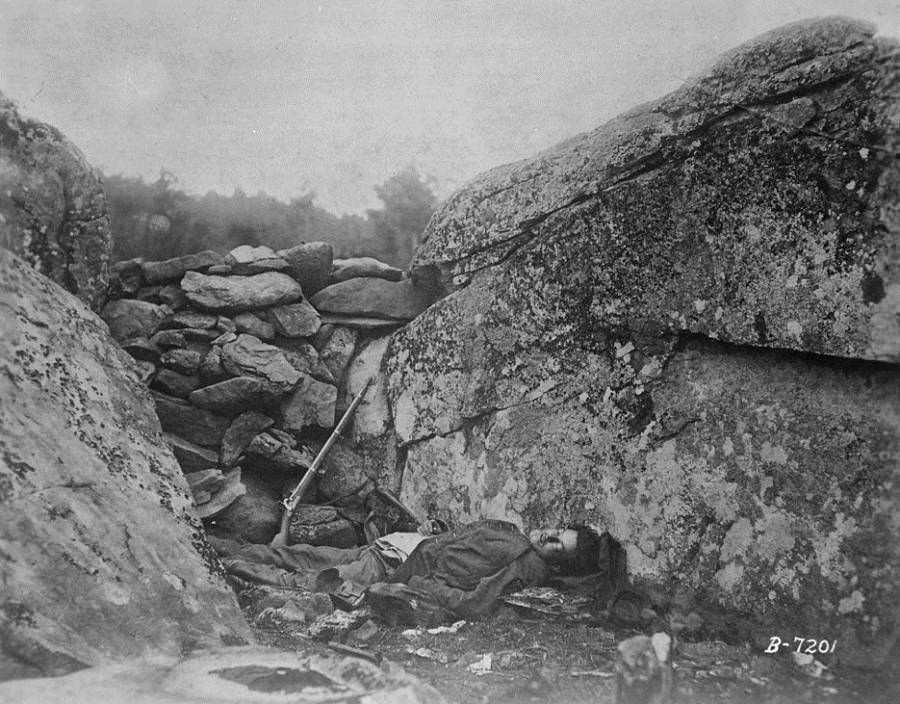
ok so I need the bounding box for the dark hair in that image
[563,524,604,576]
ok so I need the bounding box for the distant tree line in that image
[104,166,438,268]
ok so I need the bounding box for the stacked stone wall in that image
[103,244,435,544]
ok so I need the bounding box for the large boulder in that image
[0,250,251,681]
[0,92,110,311]
[387,18,900,666]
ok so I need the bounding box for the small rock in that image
[141,250,224,284]
[278,340,335,383]
[165,433,219,473]
[158,284,188,310]
[170,311,218,329]
[348,619,381,644]
[120,336,160,363]
[226,244,277,266]
[151,369,200,398]
[211,472,282,543]
[245,432,315,473]
[189,376,283,415]
[132,360,157,384]
[212,331,238,346]
[318,326,358,381]
[268,428,297,448]
[108,258,143,297]
[181,327,221,343]
[221,334,302,391]
[159,348,204,375]
[279,242,333,295]
[136,285,163,303]
[150,329,187,349]
[220,411,276,467]
[206,264,232,275]
[216,316,237,333]
[195,467,246,518]
[101,299,168,342]
[254,592,334,626]
[234,312,276,341]
[185,468,226,497]
[269,300,322,338]
[154,392,230,447]
[280,375,337,430]
[198,346,229,384]
[307,608,371,642]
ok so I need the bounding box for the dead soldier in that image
[211,519,619,626]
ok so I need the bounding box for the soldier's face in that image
[529,528,579,561]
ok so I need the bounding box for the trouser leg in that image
[232,543,369,571]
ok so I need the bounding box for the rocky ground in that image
[250,602,898,704]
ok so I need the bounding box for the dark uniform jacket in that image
[385,518,549,618]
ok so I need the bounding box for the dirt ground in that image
[252,606,898,704]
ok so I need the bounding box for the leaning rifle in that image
[270,377,374,546]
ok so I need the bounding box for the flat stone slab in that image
[311,278,435,321]
[270,300,322,338]
[331,257,404,283]
[182,271,303,313]
[220,334,301,391]
[319,315,406,331]
[0,646,444,703]
[142,250,224,284]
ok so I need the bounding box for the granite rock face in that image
[0,250,251,681]
[387,18,900,665]
[0,93,111,311]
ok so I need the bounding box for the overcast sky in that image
[2,1,898,214]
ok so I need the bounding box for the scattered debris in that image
[406,646,452,665]
[615,633,674,704]
[348,619,381,644]
[427,620,466,635]
[307,608,371,641]
[252,592,333,627]
[327,640,383,665]
[502,587,592,619]
[792,651,833,680]
[467,653,493,675]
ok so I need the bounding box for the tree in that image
[366,166,438,267]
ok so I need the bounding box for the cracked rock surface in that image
[386,17,900,667]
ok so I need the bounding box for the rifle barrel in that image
[283,377,373,512]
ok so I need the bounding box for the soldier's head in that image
[529,525,603,575]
